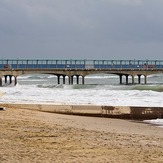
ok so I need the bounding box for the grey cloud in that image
[0,0,163,59]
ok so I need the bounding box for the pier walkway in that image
[0,59,163,86]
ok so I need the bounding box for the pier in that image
[0,59,163,86]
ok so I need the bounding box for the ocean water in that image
[0,73,163,127]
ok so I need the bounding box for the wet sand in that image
[0,106,163,163]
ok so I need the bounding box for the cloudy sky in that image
[0,0,163,60]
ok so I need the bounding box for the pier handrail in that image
[0,59,163,69]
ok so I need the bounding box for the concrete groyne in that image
[1,103,163,120]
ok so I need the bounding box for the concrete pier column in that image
[76,75,79,84]
[68,76,71,84]
[5,75,8,84]
[9,75,12,84]
[68,76,73,85]
[138,75,141,84]
[71,76,73,85]
[119,75,123,84]
[82,76,85,85]
[63,75,66,84]
[144,75,147,84]
[125,75,129,85]
[132,75,135,85]
[57,75,60,84]
[0,77,2,86]
[14,76,17,85]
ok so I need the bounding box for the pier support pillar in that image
[68,76,71,84]
[9,75,12,84]
[138,75,141,84]
[71,76,73,85]
[82,76,85,85]
[14,76,17,85]
[57,75,60,84]
[63,75,66,84]
[5,75,7,84]
[119,75,123,84]
[125,75,129,85]
[0,77,2,86]
[132,75,135,85]
[76,75,79,84]
[144,75,147,84]
[69,76,73,85]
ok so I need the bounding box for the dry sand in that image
[0,106,163,163]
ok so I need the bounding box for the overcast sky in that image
[0,0,163,60]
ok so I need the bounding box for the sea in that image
[0,73,163,127]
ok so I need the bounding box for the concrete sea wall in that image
[1,103,163,119]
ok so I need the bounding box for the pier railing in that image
[0,59,163,69]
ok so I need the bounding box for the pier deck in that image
[0,59,163,86]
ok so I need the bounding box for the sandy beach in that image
[0,105,163,163]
